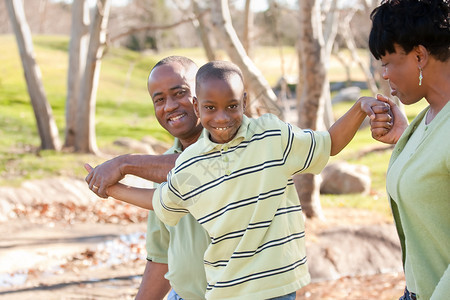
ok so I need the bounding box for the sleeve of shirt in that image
[281,121,331,176]
[145,210,170,263]
[152,179,190,227]
[431,264,450,300]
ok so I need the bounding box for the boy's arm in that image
[85,153,179,198]
[328,96,390,156]
[85,163,155,210]
[106,182,155,210]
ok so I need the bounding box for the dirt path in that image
[0,178,406,299]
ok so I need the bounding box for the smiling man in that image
[85,56,210,300]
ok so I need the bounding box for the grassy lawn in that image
[0,35,428,217]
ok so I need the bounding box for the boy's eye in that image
[204,105,214,110]
[229,104,238,109]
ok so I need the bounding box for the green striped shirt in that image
[153,114,331,299]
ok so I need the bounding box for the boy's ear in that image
[193,97,200,117]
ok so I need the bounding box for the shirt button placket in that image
[221,145,231,176]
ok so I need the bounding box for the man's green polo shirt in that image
[146,138,210,299]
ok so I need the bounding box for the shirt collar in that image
[197,115,250,154]
[166,138,183,154]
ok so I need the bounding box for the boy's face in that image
[194,74,246,144]
[148,63,202,145]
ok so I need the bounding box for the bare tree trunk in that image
[192,0,216,61]
[210,0,283,119]
[65,0,90,149]
[242,0,253,56]
[75,0,111,153]
[340,9,378,95]
[38,0,47,33]
[333,44,352,86]
[296,0,327,219]
[320,0,339,129]
[5,0,61,151]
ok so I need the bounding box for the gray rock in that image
[320,161,371,195]
[331,86,361,104]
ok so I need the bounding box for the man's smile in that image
[168,113,186,123]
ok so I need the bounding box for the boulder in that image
[113,137,155,154]
[320,161,371,195]
[331,86,361,104]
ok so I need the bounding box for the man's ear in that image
[243,92,248,111]
[193,97,200,117]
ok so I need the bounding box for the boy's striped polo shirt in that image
[153,114,331,299]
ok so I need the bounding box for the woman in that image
[368,0,450,299]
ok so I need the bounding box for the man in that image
[86,56,210,299]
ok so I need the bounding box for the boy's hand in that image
[370,94,408,144]
[359,96,392,138]
[84,158,124,198]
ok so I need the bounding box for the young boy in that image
[95,61,391,299]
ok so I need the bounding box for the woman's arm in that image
[370,94,408,144]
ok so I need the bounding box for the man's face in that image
[148,63,202,144]
[194,74,246,144]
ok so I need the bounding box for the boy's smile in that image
[194,75,246,144]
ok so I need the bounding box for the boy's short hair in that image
[369,0,450,61]
[195,61,244,92]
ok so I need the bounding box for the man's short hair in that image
[153,56,198,71]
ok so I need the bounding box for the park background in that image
[0,0,428,299]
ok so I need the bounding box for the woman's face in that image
[380,44,424,105]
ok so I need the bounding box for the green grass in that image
[0,35,169,185]
[0,35,429,217]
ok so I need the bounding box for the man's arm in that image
[328,96,391,156]
[135,260,171,300]
[85,163,155,210]
[85,153,179,198]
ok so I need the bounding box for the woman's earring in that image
[418,66,423,86]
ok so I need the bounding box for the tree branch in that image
[109,11,208,43]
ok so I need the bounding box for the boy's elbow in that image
[329,145,341,156]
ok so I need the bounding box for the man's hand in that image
[370,94,408,144]
[84,157,125,198]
